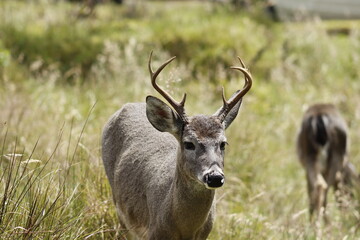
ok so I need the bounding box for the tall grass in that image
[1,0,360,239]
[0,105,124,239]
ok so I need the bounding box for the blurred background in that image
[1,0,360,239]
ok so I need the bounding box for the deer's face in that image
[146,54,252,189]
[181,116,226,189]
[146,96,242,190]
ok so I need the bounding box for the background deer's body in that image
[297,103,355,220]
[102,53,252,239]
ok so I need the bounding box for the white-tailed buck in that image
[102,52,252,239]
[297,103,358,221]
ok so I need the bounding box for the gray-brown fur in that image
[102,54,252,239]
[297,103,357,221]
[102,101,239,239]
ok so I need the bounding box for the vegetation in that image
[1,0,360,239]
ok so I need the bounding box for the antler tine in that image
[237,56,246,68]
[148,51,188,123]
[218,57,253,122]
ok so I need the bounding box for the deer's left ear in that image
[222,98,242,129]
[214,90,243,129]
[146,96,184,138]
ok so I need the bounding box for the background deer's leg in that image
[327,153,347,209]
[306,165,318,221]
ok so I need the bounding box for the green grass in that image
[1,0,360,239]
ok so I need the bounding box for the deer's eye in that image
[220,142,227,151]
[184,142,195,150]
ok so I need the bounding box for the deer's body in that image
[102,103,216,239]
[297,103,356,220]
[102,53,252,239]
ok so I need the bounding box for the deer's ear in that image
[146,96,183,137]
[222,98,242,129]
[214,90,243,129]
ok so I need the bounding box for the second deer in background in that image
[297,103,358,222]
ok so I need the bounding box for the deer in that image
[296,103,358,222]
[101,52,253,239]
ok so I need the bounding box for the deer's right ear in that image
[146,96,183,137]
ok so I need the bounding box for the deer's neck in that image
[169,154,215,236]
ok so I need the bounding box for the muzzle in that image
[203,172,225,189]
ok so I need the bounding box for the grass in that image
[1,0,360,239]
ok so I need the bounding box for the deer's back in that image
[102,103,178,230]
[297,104,348,166]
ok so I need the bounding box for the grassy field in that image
[1,0,360,239]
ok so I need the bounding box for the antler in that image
[148,51,188,123]
[217,56,253,122]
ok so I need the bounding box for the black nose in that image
[204,173,225,188]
